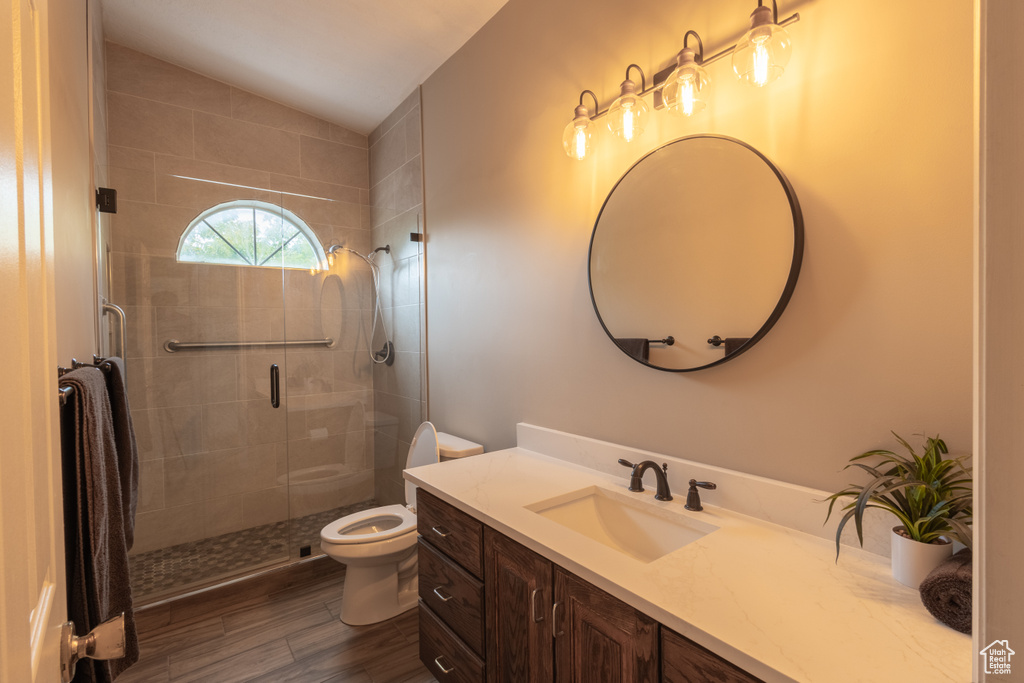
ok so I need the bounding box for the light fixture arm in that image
[683,30,704,63]
[757,0,780,24]
[625,64,646,92]
[579,89,599,116]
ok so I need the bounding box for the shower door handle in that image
[270,364,280,408]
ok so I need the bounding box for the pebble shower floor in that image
[128,500,377,601]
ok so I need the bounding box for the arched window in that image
[177,199,326,270]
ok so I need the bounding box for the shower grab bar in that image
[163,338,335,353]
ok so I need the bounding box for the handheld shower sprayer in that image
[325,243,394,366]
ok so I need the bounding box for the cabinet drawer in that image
[662,628,763,683]
[419,539,485,657]
[420,601,486,683]
[417,489,484,579]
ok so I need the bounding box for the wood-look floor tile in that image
[286,618,398,662]
[363,644,433,683]
[389,608,419,642]
[136,616,226,659]
[169,637,293,683]
[124,560,435,683]
[169,605,333,676]
[249,635,409,683]
[325,596,343,619]
[321,670,373,683]
[116,652,171,683]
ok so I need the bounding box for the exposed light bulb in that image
[662,47,709,117]
[753,39,770,86]
[732,4,792,87]
[607,79,649,143]
[562,104,594,161]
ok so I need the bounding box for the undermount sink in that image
[525,486,718,563]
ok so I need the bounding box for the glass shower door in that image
[279,192,378,559]
[111,165,294,602]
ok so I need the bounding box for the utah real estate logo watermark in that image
[980,640,1015,675]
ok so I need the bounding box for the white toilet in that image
[320,421,483,626]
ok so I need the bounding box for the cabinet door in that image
[553,568,658,683]
[484,528,554,683]
[662,628,763,683]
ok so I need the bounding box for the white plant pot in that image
[890,526,953,588]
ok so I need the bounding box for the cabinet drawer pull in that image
[431,525,451,538]
[552,601,564,637]
[434,655,455,674]
[433,587,453,602]
[531,588,544,622]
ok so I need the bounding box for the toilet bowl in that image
[320,421,483,625]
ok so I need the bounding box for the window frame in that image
[176,199,327,270]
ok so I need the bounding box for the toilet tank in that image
[437,432,484,461]
[405,428,483,509]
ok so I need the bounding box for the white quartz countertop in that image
[405,447,971,683]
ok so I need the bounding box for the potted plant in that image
[824,433,972,588]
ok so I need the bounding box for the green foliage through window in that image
[177,200,325,270]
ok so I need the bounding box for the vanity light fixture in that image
[560,3,799,160]
[662,32,710,117]
[563,90,599,160]
[606,65,650,142]
[732,0,792,87]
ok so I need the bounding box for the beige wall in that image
[369,90,427,504]
[422,0,973,493]
[103,43,376,554]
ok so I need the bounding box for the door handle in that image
[60,613,126,683]
[270,364,280,408]
[531,588,544,622]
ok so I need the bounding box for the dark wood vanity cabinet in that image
[553,567,658,683]
[484,527,553,683]
[483,527,656,683]
[417,490,759,683]
[417,490,486,682]
[662,628,764,683]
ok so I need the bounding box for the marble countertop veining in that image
[405,447,971,683]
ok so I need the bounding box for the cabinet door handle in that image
[431,525,451,538]
[552,601,564,637]
[531,588,544,622]
[434,655,455,674]
[433,587,453,602]
[270,364,280,408]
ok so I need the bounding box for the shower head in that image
[326,243,390,264]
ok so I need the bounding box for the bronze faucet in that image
[617,459,673,501]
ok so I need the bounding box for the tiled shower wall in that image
[105,42,378,554]
[369,90,427,505]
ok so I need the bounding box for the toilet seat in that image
[320,504,416,545]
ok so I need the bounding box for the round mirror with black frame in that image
[588,135,803,372]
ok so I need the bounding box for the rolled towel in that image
[919,548,972,634]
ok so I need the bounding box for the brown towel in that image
[919,548,971,634]
[102,357,138,550]
[59,367,140,681]
[614,338,650,362]
[724,337,749,355]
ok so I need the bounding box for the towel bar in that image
[163,337,335,352]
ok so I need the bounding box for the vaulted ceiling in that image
[101,0,509,134]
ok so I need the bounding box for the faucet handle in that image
[685,479,717,512]
[617,459,635,469]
